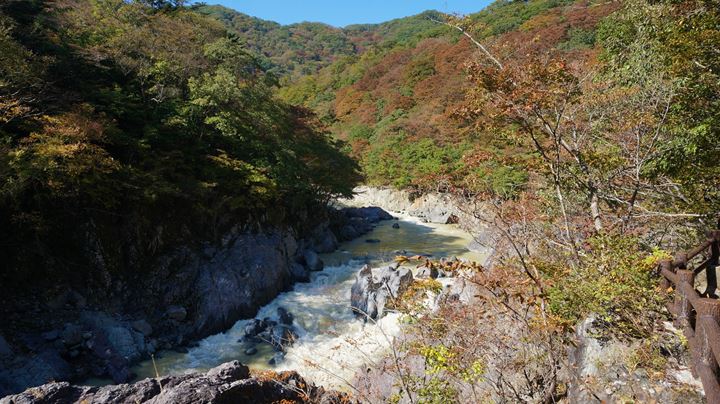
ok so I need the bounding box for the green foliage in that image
[543,235,671,339]
[402,52,436,88]
[558,27,596,50]
[0,0,360,282]
[395,342,486,403]
[363,134,468,189]
[277,0,598,192]
[598,0,720,215]
[347,124,374,142]
[468,0,575,38]
[194,4,357,80]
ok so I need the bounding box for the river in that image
[128,210,484,391]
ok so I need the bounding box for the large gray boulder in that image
[350,265,414,320]
[189,232,299,337]
[131,320,153,337]
[302,249,324,272]
[0,361,351,404]
[0,350,73,397]
[310,225,339,253]
[342,207,394,223]
[289,262,310,282]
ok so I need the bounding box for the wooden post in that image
[696,299,720,369]
[708,232,720,298]
[710,231,720,266]
[660,259,673,290]
[676,269,696,330]
[677,252,689,270]
[694,298,720,403]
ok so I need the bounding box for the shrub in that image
[542,234,671,339]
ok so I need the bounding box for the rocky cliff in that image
[0,206,392,397]
[0,361,353,404]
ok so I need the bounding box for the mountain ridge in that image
[194,4,454,79]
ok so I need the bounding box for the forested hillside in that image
[1,0,719,400]
[277,0,615,192]
[271,0,718,218]
[0,0,360,283]
[194,4,454,81]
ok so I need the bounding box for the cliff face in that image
[0,227,315,396]
[0,207,392,397]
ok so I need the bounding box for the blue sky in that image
[201,1,494,27]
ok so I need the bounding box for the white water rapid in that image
[130,211,484,391]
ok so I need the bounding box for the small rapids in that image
[130,213,484,390]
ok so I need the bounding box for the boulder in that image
[311,227,339,253]
[289,262,310,282]
[417,266,439,279]
[61,324,83,347]
[244,347,257,356]
[342,207,394,223]
[243,319,266,338]
[0,350,73,397]
[392,223,400,229]
[350,265,414,320]
[277,307,293,326]
[79,312,146,359]
[206,360,249,382]
[349,218,374,234]
[339,224,360,241]
[104,326,145,361]
[0,361,351,404]
[188,230,299,337]
[302,249,324,272]
[131,320,153,337]
[166,306,187,322]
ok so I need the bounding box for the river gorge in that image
[92,193,484,391]
[0,188,490,402]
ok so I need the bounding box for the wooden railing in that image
[661,231,720,403]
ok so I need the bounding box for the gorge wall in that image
[0,206,388,397]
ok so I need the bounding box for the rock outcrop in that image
[568,316,704,403]
[0,205,393,397]
[0,204,400,397]
[238,308,300,362]
[350,265,414,320]
[0,361,353,404]
[339,186,460,225]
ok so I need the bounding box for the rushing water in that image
[129,212,484,390]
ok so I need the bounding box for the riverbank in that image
[1,185,486,401]
[122,210,483,391]
[0,204,395,397]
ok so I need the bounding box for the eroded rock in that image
[0,361,352,404]
[350,265,414,320]
[303,249,324,272]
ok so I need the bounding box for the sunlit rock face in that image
[0,361,352,404]
[350,264,414,321]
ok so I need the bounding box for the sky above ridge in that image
[203,1,494,27]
